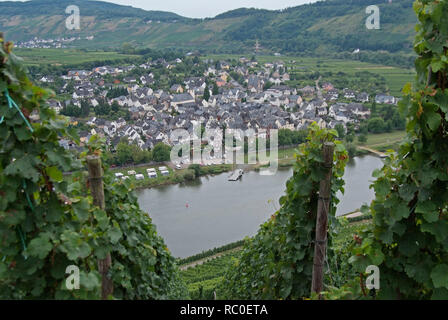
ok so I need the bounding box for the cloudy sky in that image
[101,0,317,18]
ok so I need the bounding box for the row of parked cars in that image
[115,166,171,181]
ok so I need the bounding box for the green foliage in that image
[278,129,307,147]
[0,0,417,62]
[345,143,357,158]
[212,83,219,96]
[335,124,346,139]
[106,87,128,99]
[109,138,152,166]
[367,117,386,133]
[98,172,188,299]
[203,87,210,101]
[358,134,368,144]
[0,36,101,299]
[151,143,172,163]
[0,37,187,299]
[182,253,239,300]
[221,124,348,299]
[345,0,448,300]
[187,164,232,178]
[345,133,355,143]
[179,240,245,265]
[367,103,406,133]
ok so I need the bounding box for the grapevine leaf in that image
[108,221,123,244]
[45,166,63,183]
[431,264,448,289]
[424,110,441,132]
[60,231,92,260]
[28,232,53,259]
[73,198,90,223]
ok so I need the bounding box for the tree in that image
[188,164,202,177]
[203,88,210,101]
[345,133,355,143]
[80,99,90,117]
[358,133,368,144]
[152,143,172,162]
[346,143,357,158]
[111,101,120,113]
[116,140,133,165]
[263,81,273,91]
[212,82,219,95]
[367,117,385,133]
[335,124,346,139]
[371,101,377,114]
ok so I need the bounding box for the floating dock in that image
[228,169,244,181]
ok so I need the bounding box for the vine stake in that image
[87,155,113,300]
[311,142,334,298]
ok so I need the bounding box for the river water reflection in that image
[136,155,383,258]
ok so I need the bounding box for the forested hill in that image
[0,0,183,19]
[0,0,416,54]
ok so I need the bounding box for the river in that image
[136,155,384,258]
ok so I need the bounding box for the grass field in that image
[14,48,139,66]
[358,130,406,151]
[110,163,232,189]
[206,54,415,97]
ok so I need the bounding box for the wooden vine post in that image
[87,155,113,300]
[311,142,334,298]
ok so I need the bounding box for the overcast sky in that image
[1,0,318,18]
[105,0,316,18]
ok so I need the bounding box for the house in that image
[326,89,339,101]
[220,62,230,70]
[346,103,371,118]
[322,83,335,91]
[171,93,195,107]
[48,99,63,113]
[300,85,315,97]
[170,84,184,93]
[216,80,227,88]
[316,106,328,116]
[343,89,356,99]
[73,89,93,100]
[247,75,264,93]
[282,73,290,81]
[39,76,54,83]
[123,77,137,84]
[375,94,396,104]
[356,92,369,103]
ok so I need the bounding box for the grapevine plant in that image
[344,0,448,300]
[221,124,348,299]
[0,34,187,299]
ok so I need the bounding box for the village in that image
[38,56,399,155]
[16,36,95,49]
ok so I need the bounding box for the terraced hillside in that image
[0,0,416,54]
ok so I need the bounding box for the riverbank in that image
[111,145,301,190]
[357,130,405,152]
[112,135,397,191]
[111,163,233,190]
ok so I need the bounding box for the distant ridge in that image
[0,0,416,55]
